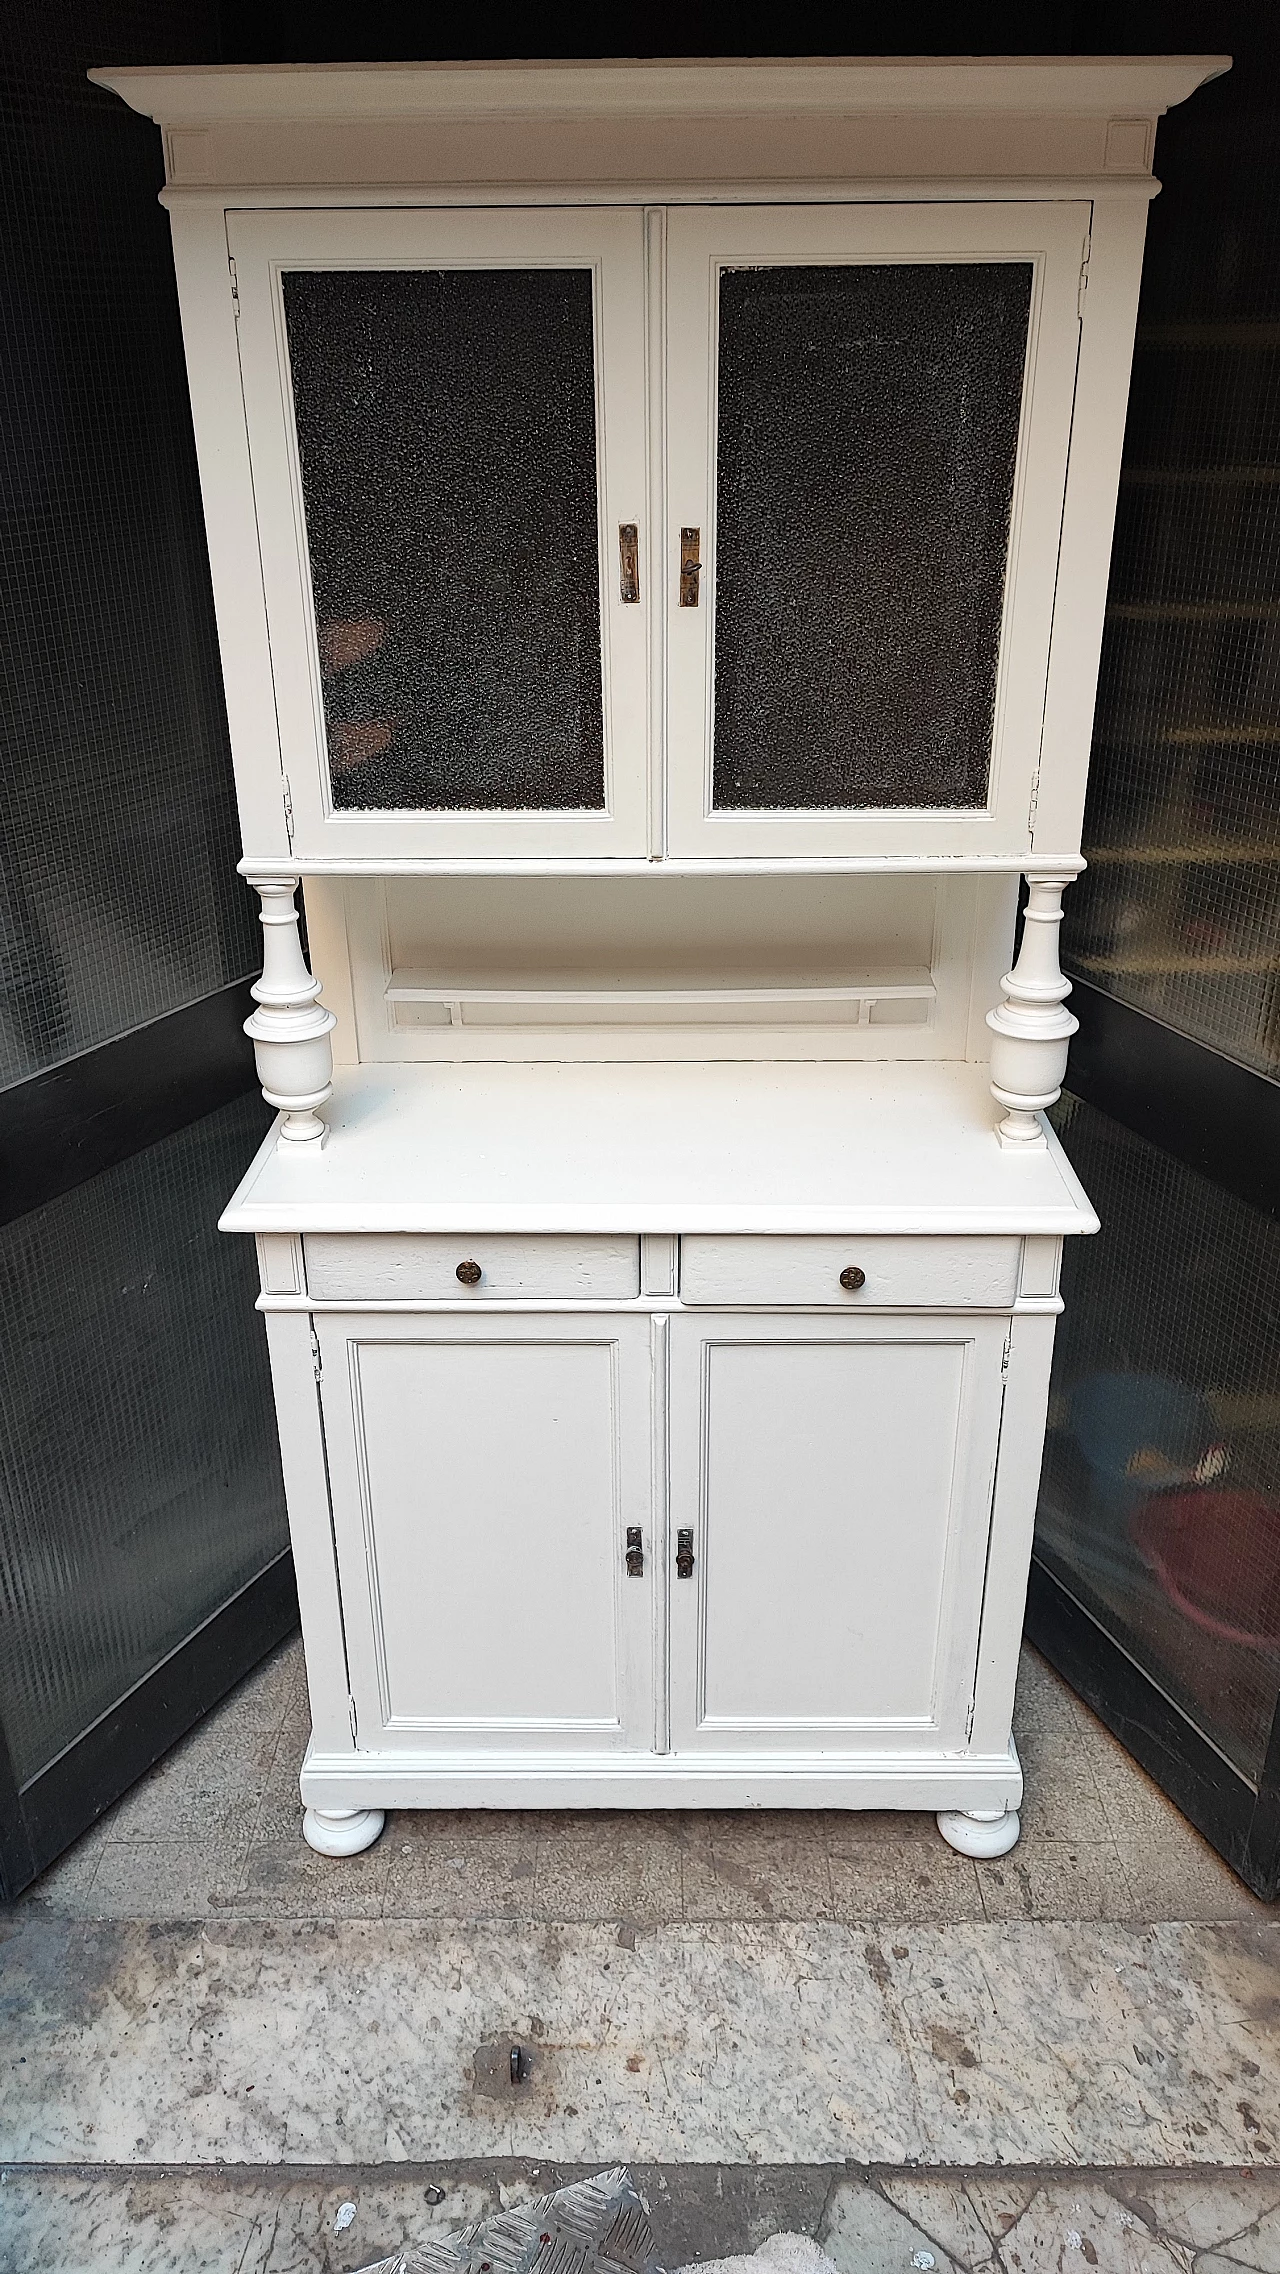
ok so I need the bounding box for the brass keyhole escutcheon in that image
[839,1266,866,1292]
[619,523,640,604]
[456,1259,482,1286]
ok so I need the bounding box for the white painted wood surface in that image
[221,1062,1098,1237]
[304,1232,640,1301]
[664,200,1086,863]
[678,1234,1021,1308]
[987,874,1080,1145]
[229,205,650,864]
[242,874,335,1143]
[667,1313,1007,1747]
[316,1312,654,1752]
[344,872,988,1065]
[94,56,1227,199]
[92,57,1229,131]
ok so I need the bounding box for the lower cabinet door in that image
[315,1312,654,1752]
[667,1312,1008,1753]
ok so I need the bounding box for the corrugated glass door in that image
[230,206,650,861]
[664,201,1085,859]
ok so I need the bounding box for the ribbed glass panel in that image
[0,1094,286,1788]
[1063,106,1280,1078]
[0,5,257,1091]
[1038,1094,1280,1785]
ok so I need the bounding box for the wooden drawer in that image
[304,1234,640,1301]
[678,1235,1021,1308]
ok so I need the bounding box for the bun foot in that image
[302,1806,386,1857]
[936,1805,1020,1858]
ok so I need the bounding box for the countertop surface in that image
[221,1061,1098,1236]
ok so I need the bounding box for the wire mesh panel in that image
[0,1093,285,1789]
[1039,1094,1280,1785]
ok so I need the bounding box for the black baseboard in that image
[0,977,259,1227]
[0,1553,299,1902]
[1025,1557,1280,1903]
[1065,978,1280,1219]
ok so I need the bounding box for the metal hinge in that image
[282,773,295,849]
[228,255,240,319]
[1001,1328,1013,1383]
[311,1323,323,1381]
[965,1695,976,1743]
[1077,230,1091,321]
[348,1694,358,1742]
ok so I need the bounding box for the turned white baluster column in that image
[986,873,1079,1150]
[244,873,337,1149]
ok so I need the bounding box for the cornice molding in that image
[90,55,1230,129]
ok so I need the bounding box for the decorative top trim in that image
[90,55,1229,130]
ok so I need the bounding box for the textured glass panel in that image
[282,267,606,813]
[0,1092,287,1787]
[712,261,1032,811]
[1037,1094,1280,1785]
[1063,111,1280,1079]
[0,8,258,1090]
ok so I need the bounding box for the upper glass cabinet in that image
[229,207,649,859]
[231,200,1085,863]
[666,202,1087,859]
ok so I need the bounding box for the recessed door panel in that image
[665,202,1087,858]
[317,1313,654,1748]
[668,1313,1007,1749]
[231,207,649,859]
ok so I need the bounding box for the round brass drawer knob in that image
[456,1259,483,1286]
[839,1266,866,1292]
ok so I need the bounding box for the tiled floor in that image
[6,2161,1280,2274]
[4,1642,1277,2272]
[16,1637,1270,1924]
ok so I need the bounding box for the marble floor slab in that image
[3,2164,1280,2274]
[1,1911,1277,2170]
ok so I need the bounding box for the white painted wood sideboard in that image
[95,53,1225,1858]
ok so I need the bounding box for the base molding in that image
[299,1739,1023,1814]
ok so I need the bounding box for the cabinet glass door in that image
[667,1313,1007,1753]
[665,203,1087,858]
[230,208,649,858]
